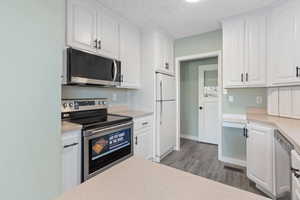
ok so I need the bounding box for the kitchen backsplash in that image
[223,88,267,114]
[62,86,131,105]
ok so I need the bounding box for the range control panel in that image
[61,98,108,113]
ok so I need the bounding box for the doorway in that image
[175,51,222,159]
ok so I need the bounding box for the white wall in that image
[0,0,64,199]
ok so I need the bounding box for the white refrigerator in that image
[155,73,176,161]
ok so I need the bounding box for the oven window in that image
[88,128,132,174]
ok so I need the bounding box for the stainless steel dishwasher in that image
[274,130,294,199]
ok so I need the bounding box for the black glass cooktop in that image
[63,109,132,130]
[70,114,132,129]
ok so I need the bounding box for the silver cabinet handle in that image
[135,136,138,145]
[63,143,78,149]
[246,73,249,82]
[98,40,102,49]
[297,66,299,77]
[165,63,169,70]
[93,39,98,49]
[142,122,149,126]
[241,73,244,82]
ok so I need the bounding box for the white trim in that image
[220,156,247,167]
[175,51,223,162]
[180,134,199,142]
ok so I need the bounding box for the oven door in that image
[83,122,133,181]
[67,48,121,86]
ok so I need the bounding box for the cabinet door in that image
[245,14,267,87]
[293,176,300,200]
[155,32,167,72]
[267,88,279,116]
[247,123,274,194]
[62,143,81,192]
[97,7,119,59]
[134,129,152,160]
[269,1,300,85]
[279,87,292,118]
[291,87,300,119]
[67,0,97,52]
[165,37,175,75]
[119,21,141,88]
[223,18,245,88]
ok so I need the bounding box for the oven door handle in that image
[85,122,133,136]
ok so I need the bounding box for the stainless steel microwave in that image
[66,48,121,87]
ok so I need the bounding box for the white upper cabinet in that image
[154,32,175,75]
[97,8,120,59]
[269,0,300,86]
[223,13,267,88]
[67,0,119,59]
[244,13,267,87]
[223,18,246,88]
[67,0,97,52]
[119,20,141,89]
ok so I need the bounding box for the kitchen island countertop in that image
[56,156,269,200]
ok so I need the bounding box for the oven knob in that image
[69,103,74,107]
[62,103,68,108]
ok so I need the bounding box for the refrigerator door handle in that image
[160,81,163,125]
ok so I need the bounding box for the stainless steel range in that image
[61,98,133,182]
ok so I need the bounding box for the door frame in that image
[175,51,223,161]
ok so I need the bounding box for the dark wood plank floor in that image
[161,138,268,197]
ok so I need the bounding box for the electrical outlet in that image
[256,96,263,105]
[228,96,234,103]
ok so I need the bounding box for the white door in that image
[247,123,273,194]
[223,18,245,87]
[269,1,299,85]
[119,20,141,88]
[244,13,267,87]
[96,7,119,59]
[156,101,176,157]
[198,65,219,145]
[67,0,97,52]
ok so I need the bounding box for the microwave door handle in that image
[113,60,117,82]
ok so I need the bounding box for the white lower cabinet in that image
[133,115,153,160]
[246,122,275,196]
[62,130,81,192]
[292,150,300,200]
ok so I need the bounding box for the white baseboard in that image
[180,134,199,141]
[220,156,246,167]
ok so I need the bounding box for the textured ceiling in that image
[98,0,278,39]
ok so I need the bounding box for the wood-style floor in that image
[161,138,268,198]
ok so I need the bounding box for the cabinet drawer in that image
[134,116,153,131]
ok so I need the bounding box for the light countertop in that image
[61,121,82,133]
[247,112,300,154]
[55,156,269,200]
[108,105,153,119]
